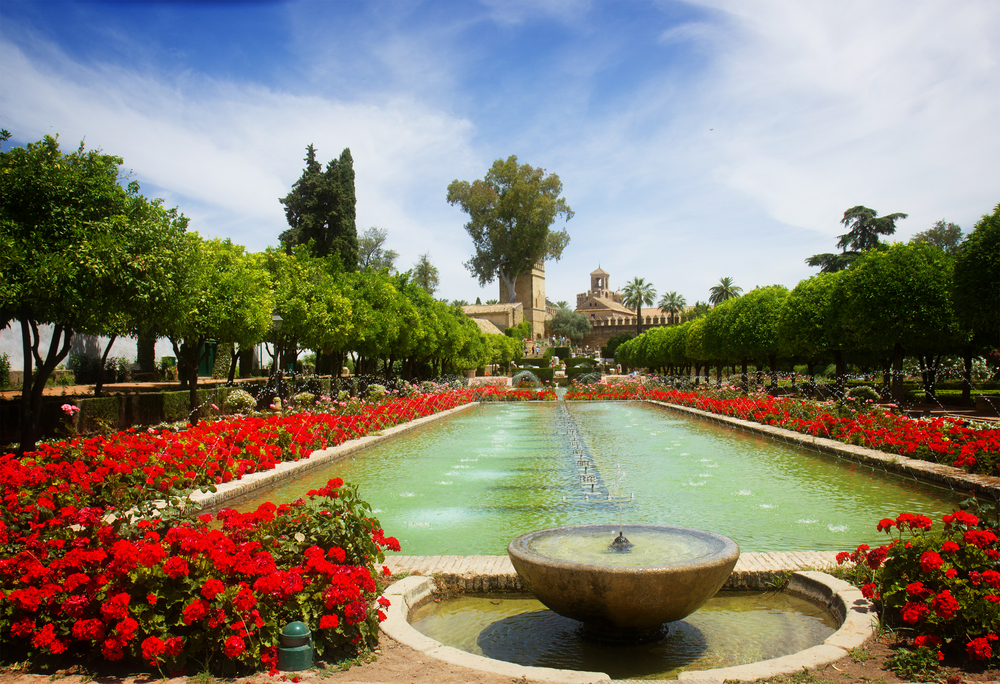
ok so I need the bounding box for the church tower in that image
[499,261,546,339]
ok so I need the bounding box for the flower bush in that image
[0,386,543,675]
[223,389,257,413]
[565,383,1000,476]
[0,478,398,675]
[837,510,1000,675]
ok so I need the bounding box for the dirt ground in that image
[3,632,1000,684]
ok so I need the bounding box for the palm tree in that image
[657,291,687,324]
[708,277,742,305]
[622,277,656,335]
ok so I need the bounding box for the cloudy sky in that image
[2,0,998,307]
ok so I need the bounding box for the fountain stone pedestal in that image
[508,524,740,643]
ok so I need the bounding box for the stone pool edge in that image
[185,401,480,511]
[378,567,876,684]
[645,399,1000,499]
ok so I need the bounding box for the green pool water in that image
[409,591,837,680]
[228,400,960,554]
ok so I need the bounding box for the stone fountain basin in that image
[507,524,740,631]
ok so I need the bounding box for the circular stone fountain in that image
[507,524,740,643]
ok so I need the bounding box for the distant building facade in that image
[498,261,547,339]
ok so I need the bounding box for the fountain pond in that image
[227,400,960,554]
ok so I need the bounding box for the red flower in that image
[876,518,896,532]
[964,529,999,549]
[866,546,888,569]
[919,551,943,573]
[345,600,367,625]
[142,636,167,664]
[163,556,190,578]
[233,586,257,612]
[941,540,960,553]
[72,618,105,641]
[967,637,993,661]
[101,592,131,621]
[319,614,339,629]
[901,601,930,624]
[147,593,158,605]
[200,578,226,601]
[861,583,879,599]
[982,570,1000,588]
[182,598,210,624]
[914,634,942,649]
[223,635,245,658]
[906,582,931,598]
[931,590,959,619]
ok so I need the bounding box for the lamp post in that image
[271,313,283,401]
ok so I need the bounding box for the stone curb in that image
[645,399,1000,499]
[185,402,479,511]
[378,570,875,684]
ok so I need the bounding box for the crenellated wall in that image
[580,315,680,351]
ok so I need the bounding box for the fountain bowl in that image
[507,524,740,642]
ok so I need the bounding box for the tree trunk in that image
[961,344,974,406]
[18,319,74,454]
[227,344,239,385]
[890,343,906,405]
[740,359,748,392]
[768,353,778,392]
[95,334,118,397]
[715,362,722,386]
[834,350,846,397]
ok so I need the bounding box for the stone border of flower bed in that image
[185,402,480,511]
[378,569,875,684]
[646,399,1000,500]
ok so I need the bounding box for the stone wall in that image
[580,316,680,351]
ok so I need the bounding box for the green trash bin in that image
[278,621,313,671]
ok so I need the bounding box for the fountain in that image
[507,524,740,643]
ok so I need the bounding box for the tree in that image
[357,226,399,272]
[279,144,358,270]
[777,272,847,386]
[657,291,687,324]
[708,277,742,305]
[622,277,656,335]
[840,242,957,403]
[412,253,439,295]
[682,301,711,322]
[911,219,964,256]
[163,236,274,423]
[952,204,1000,402]
[546,308,592,343]
[720,285,789,390]
[0,134,185,452]
[447,155,572,303]
[807,205,908,272]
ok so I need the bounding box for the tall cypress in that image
[279,145,358,270]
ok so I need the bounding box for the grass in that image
[849,646,874,663]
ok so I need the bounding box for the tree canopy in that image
[708,277,742,305]
[447,155,572,303]
[357,226,399,273]
[911,219,964,256]
[412,252,439,295]
[279,145,358,270]
[807,205,908,272]
[622,277,656,335]
[546,308,592,343]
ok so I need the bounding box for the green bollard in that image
[278,621,313,671]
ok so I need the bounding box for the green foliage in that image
[223,389,257,413]
[505,320,532,340]
[886,646,942,680]
[0,352,9,389]
[911,219,964,256]
[807,205,908,272]
[357,226,398,273]
[448,155,572,302]
[279,144,358,270]
[953,204,999,349]
[602,333,633,360]
[708,277,742,305]
[621,277,656,333]
[546,308,592,343]
[411,252,440,295]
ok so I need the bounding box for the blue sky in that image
[2,0,998,307]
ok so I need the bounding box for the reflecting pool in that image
[228,401,959,554]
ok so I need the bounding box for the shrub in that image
[366,384,387,400]
[836,510,1000,674]
[224,389,257,413]
[291,392,316,407]
[0,352,9,389]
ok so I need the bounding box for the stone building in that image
[461,302,523,336]
[498,261,547,339]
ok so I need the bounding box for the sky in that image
[2,0,998,309]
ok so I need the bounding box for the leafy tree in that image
[952,204,1000,401]
[777,272,847,386]
[657,291,687,324]
[911,219,964,256]
[681,301,711,322]
[336,270,406,378]
[279,144,358,269]
[357,226,399,272]
[447,155,572,302]
[622,277,656,335]
[0,134,185,452]
[265,247,352,382]
[412,252,440,295]
[840,242,957,403]
[164,236,274,423]
[486,299,499,305]
[807,205,908,272]
[708,277,742,305]
[723,285,788,390]
[546,308,592,343]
